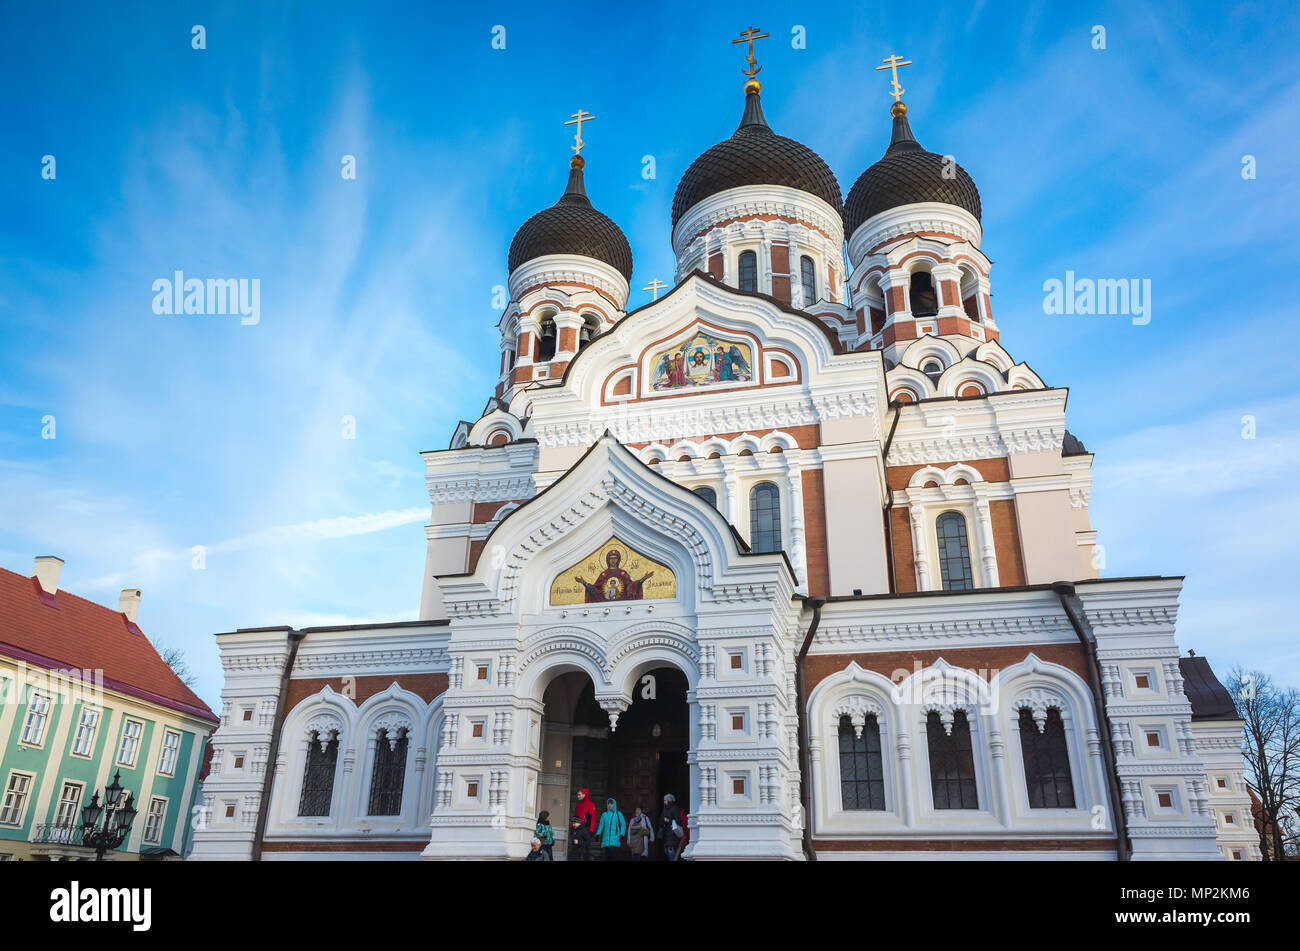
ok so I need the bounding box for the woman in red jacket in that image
[573,787,598,859]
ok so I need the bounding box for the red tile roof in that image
[0,567,217,724]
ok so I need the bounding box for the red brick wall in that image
[286,673,449,710]
[890,507,916,593]
[707,252,723,280]
[887,286,905,314]
[814,838,1115,852]
[805,644,1090,693]
[770,244,791,304]
[801,469,830,596]
[886,458,1011,490]
[940,279,960,308]
[262,840,426,853]
[990,498,1026,587]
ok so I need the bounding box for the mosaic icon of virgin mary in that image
[574,549,655,602]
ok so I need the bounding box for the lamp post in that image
[79,770,138,861]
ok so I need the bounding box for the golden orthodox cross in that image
[565,109,596,155]
[876,53,913,103]
[732,26,769,78]
[643,279,667,301]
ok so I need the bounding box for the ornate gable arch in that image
[438,435,792,620]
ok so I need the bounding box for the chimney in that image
[33,555,64,595]
[118,588,142,624]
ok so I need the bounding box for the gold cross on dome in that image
[643,278,667,300]
[564,109,596,155]
[732,26,769,78]
[876,52,913,103]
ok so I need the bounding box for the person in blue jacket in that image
[594,797,626,861]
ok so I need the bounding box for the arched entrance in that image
[539,666,690,859]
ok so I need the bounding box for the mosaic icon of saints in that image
[574,548,655,602]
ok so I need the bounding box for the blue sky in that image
[1,1,1297,708]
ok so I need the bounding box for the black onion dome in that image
[672,90,842,229]
[843,108,982,238]
[508,159,633,280]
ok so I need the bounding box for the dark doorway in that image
[570,666,690,859]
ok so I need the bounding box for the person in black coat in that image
[659,793,684,861]
[567,815,591,861]
[524,836,550,861]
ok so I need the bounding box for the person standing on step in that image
[627,805,655,861]
[595,797,627,861]
[567,815,591,861]
[534,810,554,861]
[659,793,684,861]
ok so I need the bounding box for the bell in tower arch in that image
[910,271,939,318]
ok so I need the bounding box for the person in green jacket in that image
[534,810,554,861]
[594,797,626,860]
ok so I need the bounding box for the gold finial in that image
[875,52,913,107]
[732,26,770,88]
[643,278,668,301]
[564,109,596,156]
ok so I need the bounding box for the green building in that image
[0,557,217,861]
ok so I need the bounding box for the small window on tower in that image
[738,251,758,292]
[800,255,816,305]
[921,360,943,386]
[692,486,717,508]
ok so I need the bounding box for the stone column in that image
[972,488,1000,587]
[908,504,932,591]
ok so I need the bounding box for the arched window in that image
[368,727,410,816]
[909,270,939,318]
[536,316,557,362]
[936,512,974,591]
[800,255,816,305]
[749,481,782,553]
[839,714,885,810]
[921,359,944,386]
[1018,707,1075,808]
[959,267,982,322]
[298,730,339,817]
[692,485,717,508]
[926,710,978,809]
[738,251,758,292]
[578,314,600,351]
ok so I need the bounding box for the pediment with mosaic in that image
[549,537,676,605]
[649,327,755,391]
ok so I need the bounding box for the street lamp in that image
[79,771,138,861]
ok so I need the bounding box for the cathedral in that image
[190,37,1253,862]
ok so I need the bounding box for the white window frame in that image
[916,706,992,817]
[0,771,36,827]
[20,692,53,747]
[143,796,168,844]
[118,717,145,767]
[71,706,102,758]
[825,705,897,819]
[157,728,182,777]
[53,781,84,838]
